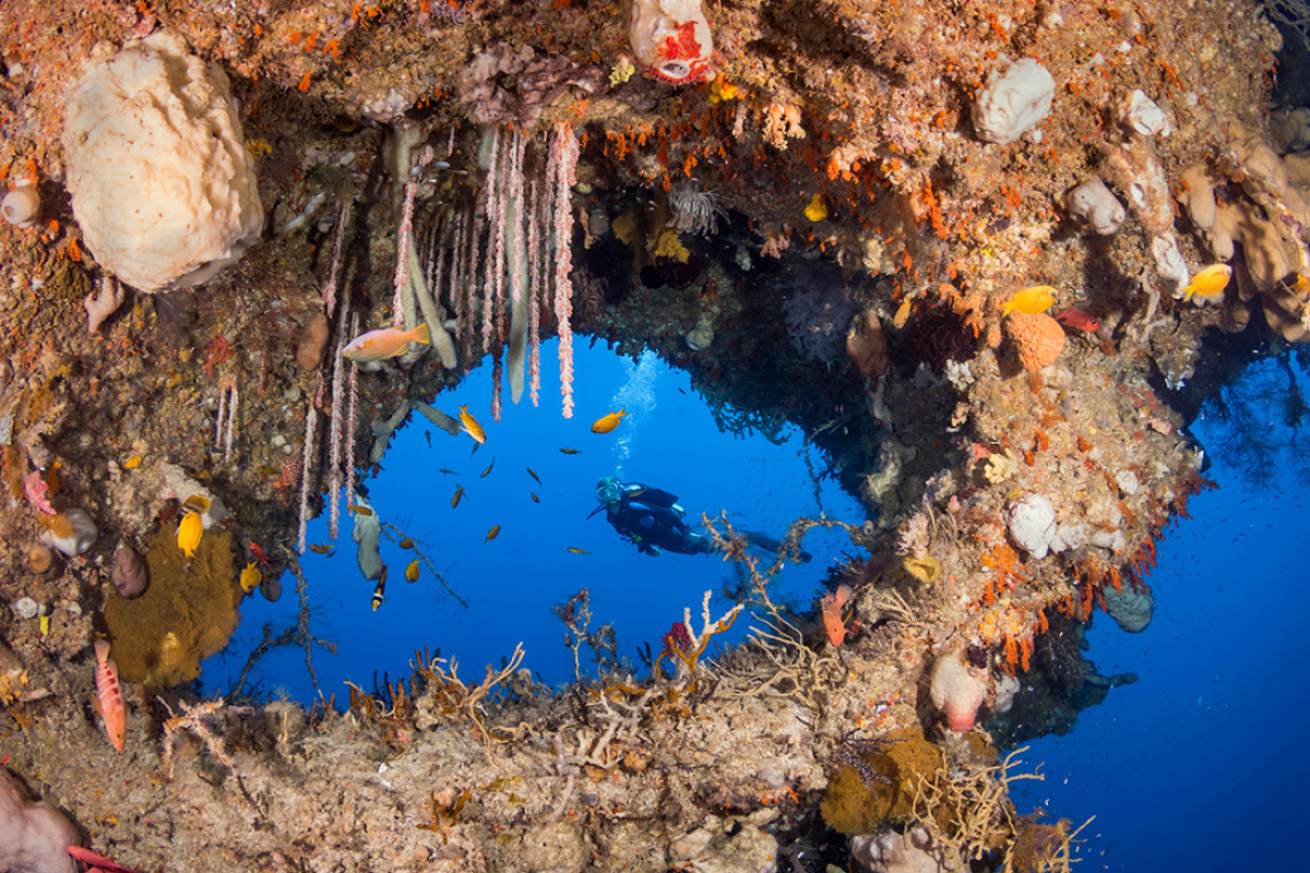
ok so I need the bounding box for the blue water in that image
[1008,356,1310,872]
[205,339,862,700]
[206,343,1310,872]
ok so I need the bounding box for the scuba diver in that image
[589,475,813,561]
[589,476,712,556]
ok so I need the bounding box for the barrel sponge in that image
[0,768,79,873]
[62,31,263,293]
[972,57,1055,146]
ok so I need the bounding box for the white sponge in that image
[972,58,1055,146]
[63,31,263,293]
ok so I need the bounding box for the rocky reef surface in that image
[0,0,1298,870]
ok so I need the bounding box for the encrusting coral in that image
[102,527,240,686]
[1005,312,1066,372]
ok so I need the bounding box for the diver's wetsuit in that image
[601,483,712,556]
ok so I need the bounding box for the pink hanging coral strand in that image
[551,123,579,418]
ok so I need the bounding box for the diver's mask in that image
[595,476,622,510]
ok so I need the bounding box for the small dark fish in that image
[566,547,591,555]
[485,524,501,543]
[347,504,373,516]
[440,468,457,475]
[527,467,541,484]
[530,492,540,504]
[452,485,465,509]
[424,432,432,449]
[480,458,495,478]
[308,543,336,556]
[560,448,582,455]
[399,537,416,549]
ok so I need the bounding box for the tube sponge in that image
[62,31,263,293]
[0,768,79,873]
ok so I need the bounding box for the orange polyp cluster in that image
[1079,579,1098,618]
[981,543,1020,597]
[999,629,1033,674]
[1003,634,1018,670]
[1057,591,1075,618]
[920,181,946,239]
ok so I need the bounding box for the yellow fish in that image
[804,193,828,223]
[341,323,430,362]
[893,298,913,329]
[591,409,628,434]
[452,485,465,508]
[183,494,211,514]
[458,405,486,444]
[405,558,420,583]
[347,503,373,516]
[566,547,591,555]
[1002,285,1057,316]
[485,524,501,543]
[1180,264,1233,301]
[240,561,262,594]
[177,510,203,558]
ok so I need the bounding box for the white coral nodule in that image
[1,185,38,228]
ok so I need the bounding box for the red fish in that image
[1053,308,1100,332]
[67,845,139,873]
[248,541,272,571]
[93,640,126,752]
[820,584,854,646]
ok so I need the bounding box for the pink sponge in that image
[930,649,990,733]
[0,768,79,873]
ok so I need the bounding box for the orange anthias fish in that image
[1002,285,1057,316]
[1181,264,1233,302]
[342,323,431,362]
[458,405,486,444]
[591,408,628,434]
[1053,308,1100,332]
[94,640,126,752]
[820,584,854,647]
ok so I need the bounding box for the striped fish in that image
[94,640,126,752]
